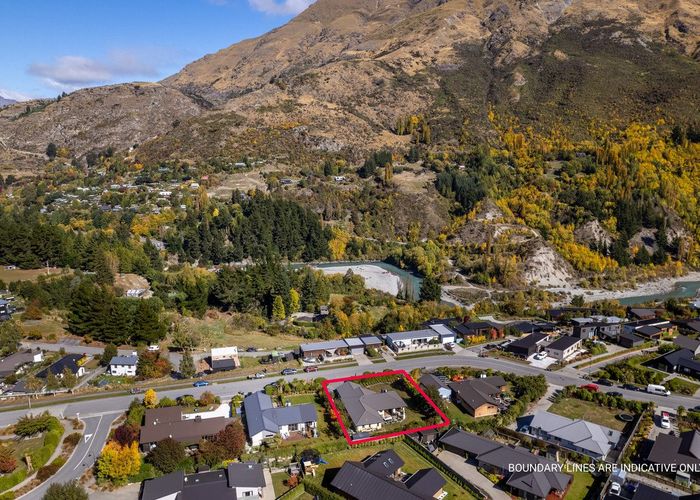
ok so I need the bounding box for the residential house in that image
[0,299,14,320]
[36,354,86,379]
[419,373,452,400]
[573,321,622,340]
[0,349,43,378]
[360,335,382,352]
[649,349,700,378]
[109,355,138,377]
[210,346,240,372]
[438,428,572,500]
[546,307,593,322]
[506,332,549,357]
[646,430,700,484]
[335,381,407,432]
[545,336,583,361]
[454,320,504,340]
[330,449,447,500]
[243,391,317,446]
[385,329,442,353]
[343,337,365,355]
[627,308,660,321]
[674,335,700,356]
[630,483,700,500]
[507,320,557,336]
[141,462,267,500]
[517,411,622,460]
[618,331,646,348]
[448,376,508,418]
[623,318,675,340]
[139,406,234,451]
[673,319,700,336]
[299,340,350,360]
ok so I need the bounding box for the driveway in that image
[435,450,511,500]
[354,352,372,367]
[20,413,121,499]
[528,354,558,369]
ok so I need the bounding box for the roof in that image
[419,373,449,391]
[211,358,237,370]
[243,391,317,439]
[36,354,83,378]
[226,462,265,488]
[546,335,581,351]
[141,470,185,500]
[448,377,505,413]
[360,335,382,345]
[636,325,662,337]
[674,335,700,352]
[109,355,137,366]
[647,430,700,466]
[656,349,700,372]
[0,349,38,376]
[139,407,234,445]
[385,329,437,342]
[631,483,683,500]
[508,332,548,349]
[330,450,445,500]
[427,323,455,338]
[335,382,407,427]
[619,331,645,343]
[299,340,347,352]
[438,428,571,497]
[344,337,364,347]
[520,411,622,458]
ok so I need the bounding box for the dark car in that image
[608,391,623,398]
[622,383,639,391]
[246,347,258,352]
[691,405,700,413]
[597,378,613,386]
[281,368,297,376]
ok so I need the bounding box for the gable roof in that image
[546,335,581,351]
[110,355,137,366]
[520,412,622,458]
[226,462,266,488]
[619,331,645,343]
[448,378,505,413]
[419,373,449,391]
[141,470,185,500]
[508,332,548,349]
[674,335,700,352]
[36,354,83,378]
[656,349,700,372]
[648,430,700,466]
[438,427,502,456]
[0,349,39,377]
[243,391,317,439]
[335,382,407,427]
[139,406,234,445]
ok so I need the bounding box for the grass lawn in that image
[285,394,316,404]
[564,470,596,500]
[0,267,67,283]
[21,317,67,340]
[548,398,626,431]
[182,316,303,350]
[395,350,453,360]
[313,441,477,499]
[443,401,478,426]
[10,435,44,473]
[271,471,293,497]
[666,377,700,395]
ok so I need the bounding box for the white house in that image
[210,346,240,371]
[243,391,318,446]
[385,324,453,353]
[109,355,138,376]
[545,336,582,361]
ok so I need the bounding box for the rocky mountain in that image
[0,96,17,108]
[1,0,699,165]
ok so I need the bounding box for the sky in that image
[0,0,316,100]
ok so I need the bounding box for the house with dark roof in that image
[648,349,700,378]
[0,349,43,378]
[623,319,675,339]
[546,307,593,322]
[330,449,446,500]
[627,308,660,321]
[505,333,549,358]
[674,335,700,356]
[109,355,137,376]
[36,354,86,379]
[243,391,317,446]
[448,376,508,418]
[139,406,235,451]
[618,331,646,348]
[573,321,622,340]
[545,335,583,361]
[209,347,240,372]
[419,373,451,400]
[140,462,266,500]
[630,483,700,500]
[646,430,700,484]
[334,381,407,432]
[517,411,622,460]
[299,340,351,360]
[453,320,504,340]
[507,320,557,336]
[673,319,700,336]
[438,428,572,499]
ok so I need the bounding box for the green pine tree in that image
[179,350,196,379]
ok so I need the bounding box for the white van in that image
[646,384,671,396]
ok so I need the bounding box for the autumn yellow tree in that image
[143,389,158,409]
[288,289,300,314]
[96,441,141,483]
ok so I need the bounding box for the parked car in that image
[445,342,455,350]
[608,391,623,398]
[580,383,599,392]
[660,412,671,429]
[281,368,297,376]
[622,383,639,391]
[248,372,266,379]
[533,351,547,360]
[147,344,160,352]
[193,380,210,387]
[647,384,671,396]
[597,378,613,386]
[130,388,142,394]
[246,347,258,352]
[304,366,318,373]
[609,483,621,496]
[692,405,700,412]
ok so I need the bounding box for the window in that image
[288,423,298,431]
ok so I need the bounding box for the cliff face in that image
[2,0,699,165]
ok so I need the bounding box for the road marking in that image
[73,415,102,470]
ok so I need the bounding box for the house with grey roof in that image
[0,348,43,378]
[438,427,572,499]
[109,355,138,376]
[419,373,451,400]
[545,335,582,361]
[299,340,351,360]
[335,381,407,432]
[330,449,446,500]
[140,462,266,500]
[385,324,453,353]
[674,335,700,356]
[139,406,235,450]
[517,411,622,460]
[243,391,317,446]
[647,430,700,484]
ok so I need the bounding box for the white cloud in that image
[248,0,315,15]
[27,50,168,91]
[0,87,32,102]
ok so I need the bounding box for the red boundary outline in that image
[321,369,450,445]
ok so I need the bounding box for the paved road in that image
[2,353,697,427]
[20,414,119,500]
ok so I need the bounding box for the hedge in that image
[301,479,344,500]
[277,484,307,500]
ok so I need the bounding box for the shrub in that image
[0,447,17,473]
[64,432,82,447]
